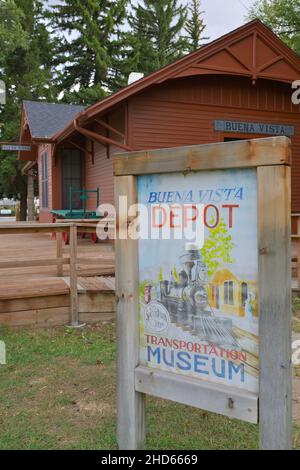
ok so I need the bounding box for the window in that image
[241,282,248,307]
[41,153,48,208]
[224,281,234,305]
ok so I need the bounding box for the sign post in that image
[114,137,292,450]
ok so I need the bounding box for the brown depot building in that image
[18,20,300,221]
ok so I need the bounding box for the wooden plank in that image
[258,165,292,450]
[76,257,116,267]
[77,277,114,293]
[0,294,69,314]
[101,277,116,291]
[0,258,70,269]
[0,306,70,327]
[76,267,115,277]
[114,137,291,176]
[0,279,70,300]
[69,225,79,326]
[115,175,146,450]
[78,293,115,313]
[135,366,258,424]
[0,223,72,234]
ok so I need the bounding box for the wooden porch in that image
[0,222,116,327]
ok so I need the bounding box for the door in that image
[61,149,82,210]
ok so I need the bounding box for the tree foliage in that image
[126,0,188,76]
[184,0,209,52]
[48,0,128,103]
[0,0,56,218]
[248,0,300,54]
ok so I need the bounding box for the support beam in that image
[27,169,35,222]
[94,118,125,140]
[73,120,132,152]
[68,139,93,158]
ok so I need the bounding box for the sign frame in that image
[113,136,292,450]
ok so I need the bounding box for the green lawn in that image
[0,324,299,450]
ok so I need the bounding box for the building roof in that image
[53,19,300,143]
[23,101,85,139]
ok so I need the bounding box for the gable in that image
[24,101,85,139]
[173,25,300,84]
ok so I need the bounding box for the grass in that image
[0,323,299,450]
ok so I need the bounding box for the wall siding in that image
[128,76,300,212]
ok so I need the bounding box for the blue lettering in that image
[235,188,243,200]
[176,352,192,371]
[194,355,209,375]
[212,358,226,378]
[162,349,174,367]
[147,346,161,364]
[229,361,245,382]
[148,192,157,203]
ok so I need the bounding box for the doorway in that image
[61,148,82,210]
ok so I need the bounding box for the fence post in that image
[56,231,63,277]
[69,224,79,326]
[258,165,292,450]
[115,175,146,450]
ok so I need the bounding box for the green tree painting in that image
[201,218,235,277]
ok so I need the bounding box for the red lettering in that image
[222,205,239,228]
[152,206,167,228]
[183,205,199,228]
[204,205,219,228]
[170,205,181,229]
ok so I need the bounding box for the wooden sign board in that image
[114,137,292,450]
[1,144,31,152]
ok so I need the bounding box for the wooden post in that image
[297,216,300,289]
[27,170,35,222]
[56,231,63,277]
[258,165,292,450]
[115,175,146,450]
[69,224,79,326]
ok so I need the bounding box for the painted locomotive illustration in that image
[144,244,240,349]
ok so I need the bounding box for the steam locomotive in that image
[153,244,239,349]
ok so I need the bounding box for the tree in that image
[0,0,56,220]
[248,0,300,54]
[200,218,235,277]
[126,0,188,76]
[48,0,128,104]
[0,0,28,63]
[184,0,209,52]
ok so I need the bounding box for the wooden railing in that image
[0,222,114,326]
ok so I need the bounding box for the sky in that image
[130,1,257,41]
[199,0,256,40]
